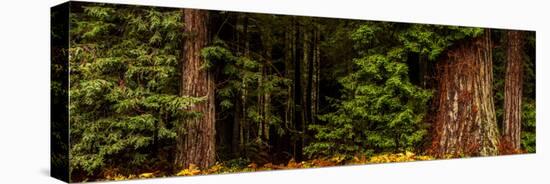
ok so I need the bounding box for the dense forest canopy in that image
[52,2,535,182]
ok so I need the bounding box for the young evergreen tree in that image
[64,3,537,181]
[68,3,201,178]
[305,23,432,157]
[202,38,289,163]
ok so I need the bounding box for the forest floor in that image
[100,151,434,181]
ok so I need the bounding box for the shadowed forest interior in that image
[51,2,535,182]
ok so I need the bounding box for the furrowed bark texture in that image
[502,31,524,152]
[431,30,499,157]
[176,9,216,169]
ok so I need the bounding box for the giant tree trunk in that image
[176,9,216,169]
[501,31,525,152]
[430,30,499,157]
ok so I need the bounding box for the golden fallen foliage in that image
[368,151,432,163]
[176,164,201,176]
[100,152,434,181]
[138,172,154,178]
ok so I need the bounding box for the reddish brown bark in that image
[430,30,499,157]
[501,31,525,153]
[175,9,216,169]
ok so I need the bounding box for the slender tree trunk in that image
[303,27,312,130]
[419,54,428,88]
[430,30,499,157]
[502,31,524,152]
[176,9,215,169]
[313,25,320,122]
[264,66,271,141]
[284,27,292,132]
[293,19,304,161]
[262,31,273,142]
[242,15,250,147]
[233,95,242,156]
[259,66,266,141]
[282,21,294,157]
[231,13,242,158]
[304,25,318,133]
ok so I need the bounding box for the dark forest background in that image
[51,2,535,182]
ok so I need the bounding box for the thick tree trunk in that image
[501,31,524,152]
[176,9,216,169]
[430,30,499,157]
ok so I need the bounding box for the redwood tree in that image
[501,31,525,152]
[175,9,216,169]
[431,30,500,157]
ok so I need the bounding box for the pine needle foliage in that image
[202,39,290,158]
[68,4,201,176]
[61,3,536,181]
[305,23,484,157]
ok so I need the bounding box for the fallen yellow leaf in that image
[176,164,201,176]
[139,172,154,178]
